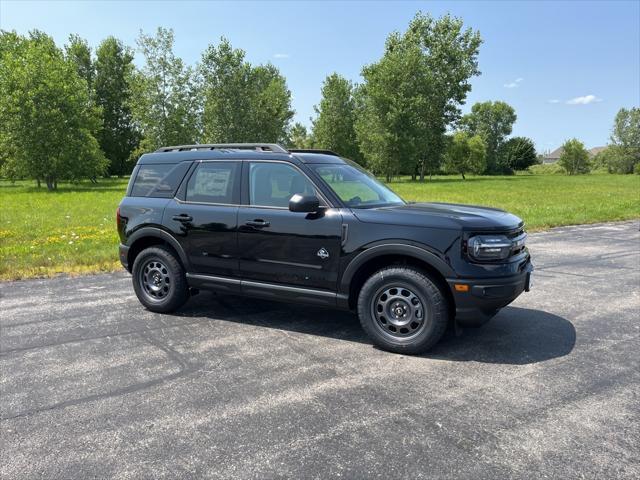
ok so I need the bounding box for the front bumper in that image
[119,243,130,271]
[447,261,533,327]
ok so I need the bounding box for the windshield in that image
[310,161,405,208]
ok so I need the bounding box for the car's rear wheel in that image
[132,246,189,313]
[357,266,449,354]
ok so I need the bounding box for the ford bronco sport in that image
[117,143,533,354]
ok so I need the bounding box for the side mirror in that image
[289,194,320,213]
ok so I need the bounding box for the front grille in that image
[504,226,526,240]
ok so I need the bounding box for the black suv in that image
[117,143,533,354]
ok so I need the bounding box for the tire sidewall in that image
[358,268,447,353]
[132,247,187,312]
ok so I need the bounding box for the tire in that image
[357,266,449,355]
[131,245,189,313]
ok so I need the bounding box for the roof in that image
[137,145,348,165]
[589,146,607,156]
[291,152,347,164]
[137,149,293,164]
[542,145,608,163]
[544,147,564,159]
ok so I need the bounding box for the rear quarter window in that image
[130,162,191,198]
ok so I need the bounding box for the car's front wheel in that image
[132,245,189,313]
[357,266,449,355]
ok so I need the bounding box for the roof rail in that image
[156,143,289,154]
[289,148,340,157]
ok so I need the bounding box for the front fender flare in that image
[339,242,456,294]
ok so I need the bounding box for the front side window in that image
[249,162,318,208]
[186,162,239,204]
[310,162,405,208]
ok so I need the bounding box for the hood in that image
[351,202,523,231]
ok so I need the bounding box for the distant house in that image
[588,146,607,157]
[543,145,607,163]
[543,147,563,164]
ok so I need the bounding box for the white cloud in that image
[273,53,290,59]
[548,99,560,104]
[504,77,523,88]
[566,94,602,105]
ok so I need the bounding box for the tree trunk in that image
[36,178,41,188]
[45,176,54,191]
[461,172,466,180]
[419,161,426,182]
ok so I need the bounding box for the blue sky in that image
[1,0,639,152]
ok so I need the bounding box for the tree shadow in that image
[391,175,530,185]
[179,295,575,365]
[0,180,127,194]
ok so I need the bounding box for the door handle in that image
[172,214,193,222]
[245,219,270,228]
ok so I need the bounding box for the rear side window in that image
[186,162,239,204]
[130,163,191,198]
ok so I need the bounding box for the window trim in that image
[243,160,330,210]
[180,159,242,206]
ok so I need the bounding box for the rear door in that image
[237,161,342,291]
[163,160,240,277]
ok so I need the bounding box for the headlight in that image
[467,235,513,261]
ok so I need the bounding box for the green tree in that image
[0,31,106,189]
[356,12,482,181]
[461,101,517,173]
[287,122,311,149]
[312,73,361,161]
[131,27,200,154]
[409,13,483,181]
[355,34,421,181]
[94,36,139,176]
[608,107,640,173]
[559,138,590,175]
[200,37,293,143]
[65,34,93,92]
[498,136,537,172]
[443,131,486,179]
[591,147,617,173]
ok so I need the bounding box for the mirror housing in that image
[289,194,320,213]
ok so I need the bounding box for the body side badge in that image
[317,248,330,260]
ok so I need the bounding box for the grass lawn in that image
[388,174,640,231]
[0,178,127,280]
[1,174,638,280]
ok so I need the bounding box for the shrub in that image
[528,163,564,175]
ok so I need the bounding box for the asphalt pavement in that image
[1,221,639,479]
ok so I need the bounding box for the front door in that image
[164,160,240,277]
[238,161,342,291]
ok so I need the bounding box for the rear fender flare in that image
[127,227,191,271]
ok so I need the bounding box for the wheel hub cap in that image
[372,286,426,338]
[139,260,171,299]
